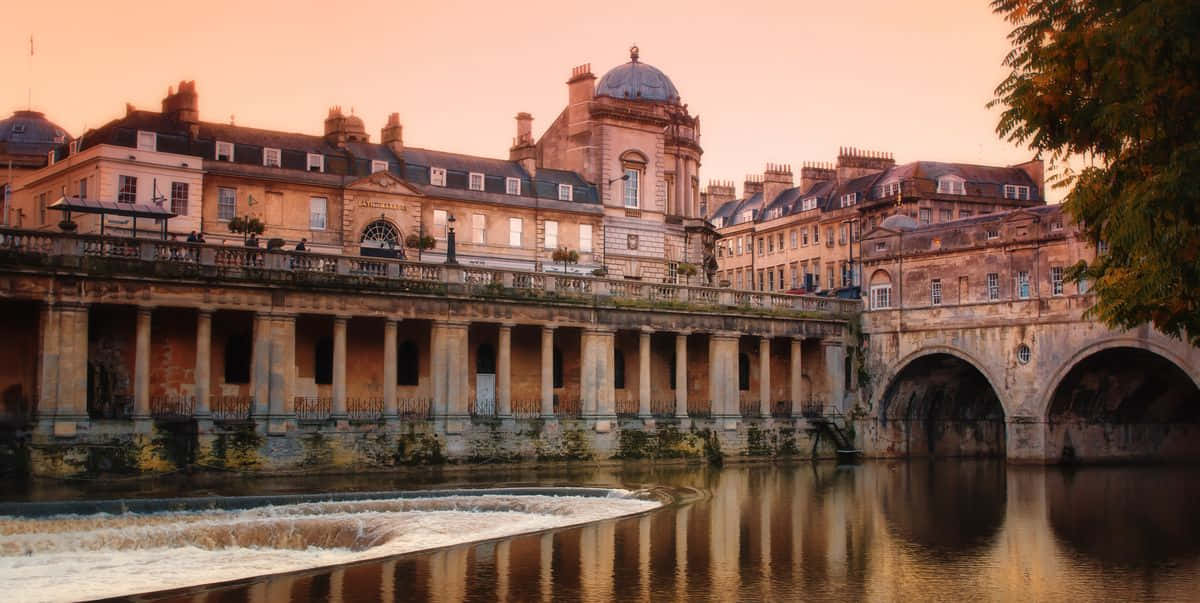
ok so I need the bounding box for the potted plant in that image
[57,220,78,232]
[551,247,579,273]
[591,266,609,278]
[677,262,698,284]
[228,216,265,243]
[405,233,436,261]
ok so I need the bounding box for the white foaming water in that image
[0,490,660,603]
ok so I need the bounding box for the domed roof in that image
[880,213,919,231]
[595,46,680,104]
[0,110,71,146]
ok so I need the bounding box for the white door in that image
[476,373,496,416]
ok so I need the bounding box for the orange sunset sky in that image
[1,0,1059,201]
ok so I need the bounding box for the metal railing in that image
[294,396,332,422]
[650,398,677,418]
[150,395,195,420]
[615,397,639,418]
[511,398,542,419]
[211,396,253,422]
[0,228,859,316]
[88,395,133,420]
[397,398,433,420]
[687,399,713,419]
[347,397,384,422]
[555,398,582,419]
[739,398,763,418]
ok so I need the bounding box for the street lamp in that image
[444,212,458,265]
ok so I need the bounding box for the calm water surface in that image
[14,461,1200,602]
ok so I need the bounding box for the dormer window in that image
[875,241,887,252]
[307,153,324,173]
[880,181,901,198]
[215,141,234,162]
[10,124,24,135]
[506,177,521,195]
[371,160,389,174]
[801,197,817,211]
[430,167,447,187]
[558,184,573,201]
[136,130,157,152]
[468,172,485,191]
[937,176,966,195]
[1003,184,1031,200]
[68,141,78,155]
[739,210,753,223]
[263,148,281,167]
[840,192,858,208]
[46,150,55,166]
[1051,220,1063,231]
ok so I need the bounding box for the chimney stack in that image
[799,161,836,192]
[836,146,895,184]
[161,80,199,124]
[743,174,764,198]
[762,162,794,207]
[509,112,537,177]
[381,112,404,160]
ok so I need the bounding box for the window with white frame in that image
[579,224,592,252]
[472,214,486,244]
[263,147,281,167]
[813,225,820,243]
[1097,240,1109,255]
[508,218,523,247]
[1078,277,1089,294]
[840,192,858,207]
[170,182,188,216]
[790,264,799,288]
[880,181,901,198]
[987,272,1000,300]
[371,160,389,174]
[309,197,328,230]
[1003,184,1031,200]
[215,141,234,162]
[931,278,942,305]
[623,168,640,208]
[136,130,157,152]
[218,187,236,220]
[558,184,573,201]
[870,285,892,310]
[1016,271,1030,299]
[118,175,138,203]
[801,197,817,211]
[430,167,447,187]
[767,236,774,253]
[986,228,1000,240]
[78,178,87,199]
[939,209,952,222]
[1051,266,1064,295]
[739,210,752,223]
[736,237,743,255]
[505,177,521,195]
[757,237,764,256]
[68,141,78,155]
[790,230,798,248]
[802,229,809,246]
[937,176,966,195]
[778,268,785,290]
[307,153,324,173]
[433,209,447,237]
[468,172,484,191]
[1051,220,1063,231]
[544,220,558,249]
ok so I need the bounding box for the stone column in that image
[133,307,152,426]
[709,332,740,422]
[674,332,688,418]
[759,336,771,418]
[37,303,60,429]
[194,309,212,419]
[580,327,615,420]
[268,314,296,433]
[638,329,652,418]
[383,319,398,421]
[790,337,805,417]
[331,316,348,421]
[251,312,271,418]
[497,323,513,418]
[824,341,846,413]
[541,325,555,418]
[673,155,684,216]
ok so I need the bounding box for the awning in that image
[48,197,176,219]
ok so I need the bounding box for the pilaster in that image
[541,325,556,418]
[133,307,153,431]
[383,319,398,422]
[267,313,297,434]
[674,332,689,418]
[758,336,770,418]
[638,329,652,418]
[497,323,513,419]
[790,337,805,417]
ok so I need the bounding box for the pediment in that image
[344,171,423,195]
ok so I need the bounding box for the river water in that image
[1,460,1198,602]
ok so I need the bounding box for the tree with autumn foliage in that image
[990,0,1200,346]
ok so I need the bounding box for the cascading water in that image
[0,488,661,603]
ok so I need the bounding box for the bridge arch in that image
[872,345,1009,457]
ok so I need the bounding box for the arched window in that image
[224,333,251,384]
[620,150,647,209]
[738,353,751,391]
[315,336,333,385]
[614,349,626,390]
[869,269,893,310]
[553,347,563,389]
[476,344,496,374]
[360,220,401,258]
[397,341,419,385]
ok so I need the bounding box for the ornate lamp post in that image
[444,212,458,265]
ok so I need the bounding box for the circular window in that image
[1016,344,1031,365]
[360,220,399,248]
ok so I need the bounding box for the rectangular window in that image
[78,178,87,199]
[1003,184,1031,200]
[170,182,188,216]
[777,233,784,251]
[938,177,965,195]
[218,187,236,220]
[544,220,558,249]
[623,169,640,208]
[430,167,447,187]
[1097,240,1109,255]
[215,141,234,162]
[801,197,817,211]
[579,224,592,253]
[558,184,573,201]
[1051,220,1063,231]
[371,160,389,174]
[1051,266,1064,295]
[871,285,892,310]
[37,193,46,224]
[958,276,969,304]
[790,264,799,289]
[136,130,157,152]
[959,210,973,219]
[778,268,785,290]
[1078,277,1090,294]
[768,236,774,253]
[931,278,942,305]
[736,238,743,255]
[433,209,447,237]
[471,214,486,244]
[840,192,858,207]
[118,175,138,203]
[1016,271,1030,299]
[919,208,931,225]
[668,262,679,284]
[813,225,819,243]
[506,177,521,195]
[827,265,834,289]
[307,153,324,173]
[987,272,1000,301]
[757,238,764,256]
[508,217,523,247]
[986,229,1000,240]
[790,230,798,249]
[802,229,809,246]
[309,197,327,230]
[758,270,765,291]
[468,172,484,191]
[939,209,952,222]
[263,147,281,167]
[825,227,834,246]
[880,181,901,197]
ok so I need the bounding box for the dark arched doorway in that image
[878,353,1006,457]
[1046,347,1200,462]
[360,220,402,259]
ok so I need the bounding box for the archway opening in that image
[1047,347,1200,462]
[360,220,402,258]
[879,353,1006,457]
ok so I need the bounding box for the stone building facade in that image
[708,148,1044,295]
